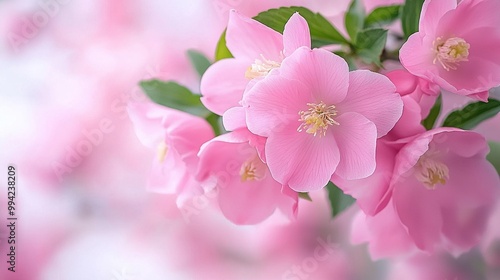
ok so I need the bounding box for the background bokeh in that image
[1,1,499,279]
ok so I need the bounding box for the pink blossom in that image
[196,129,298,225]
[391,128,499,254]
[399,0,500,99]
[200,11,311,115]
[128,102,214,206]
[351,200,418,259]
[385,69,440,120]
[243,47,402,191]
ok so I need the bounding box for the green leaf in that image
[442,99,500,130]
[215,30,233,61]
[401,0,425,39]
[355,28,388,65]
[298,192,313,201]
[487,142,500,175]
[140,79,211,118]
[187,50,212,77]
[254,6,349,46]
[345,0,365,43]
[335,51,358,71]
[364,5,402,28]
[205,113,225,136]
[422,94,442,130]
[326,182,355,218]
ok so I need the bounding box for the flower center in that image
[433,37,470,71]
[415,157,449,190]
[245,54,283,80]
[157,142,169,162]
[240,157,266,182]
[297,101,339,137]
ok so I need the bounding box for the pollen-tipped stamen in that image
[415,158,449,190]
[245,54,283,80]
[433,37,470,71]
[240,158,266,182]
[297,101,339,137]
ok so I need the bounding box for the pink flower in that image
[351,200,418,259]
[200,11,311,115]
[196,129,298,225]
[128,102,214,206]
[243,47,403,191]
[385,69,440,120]
[400,0,500,99]
[391,128,499,254]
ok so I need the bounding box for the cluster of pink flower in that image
[129,0,500,261]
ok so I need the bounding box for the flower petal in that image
[393,176,442,253]
[222,106,247,131]
[400,34,436,79]
[226,10,284,61]
[200,58,251,115]
[283,13,311,57]
[332,140,397,216]
[243,75,312,137]
[332,112,377,180]
[339,70,402,137]
[279,47,349,104]
[265,123,340,192]
[218,175,282,225]
[419,0,456,36]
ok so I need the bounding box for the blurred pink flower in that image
[400,0,500,100]
[128,102,214,206]
[243,47,402,191]
[391,128,499,254]
[200,11,311,115]
[352,200,418,259]
[196,129,297,225]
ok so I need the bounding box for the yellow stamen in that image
[297,101,339,137]
[433,37,470,71]
[157,142,168,162]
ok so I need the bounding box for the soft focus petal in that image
[393,177,442,252]
[222,106,247,131]
[218,175,283,225]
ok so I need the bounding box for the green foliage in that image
[298,192,313,201]
[487,142,500,175]
[254,6,349,47]
[401,0,425,38]
[442,99,500,130]
[187,50,212,77]
[355,28,388,66]
[215,30,233,61]
[422,95,442,130]
[345,0,365,43]
[326,182,355,218]
[140,79,223,135]
[364,5,402,28]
